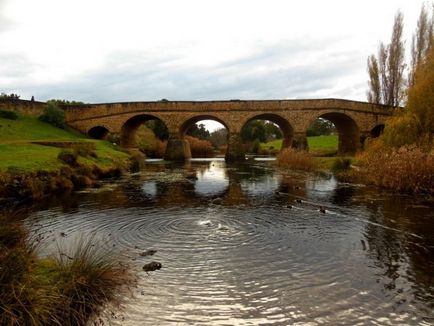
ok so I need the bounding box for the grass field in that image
[261,135,338,154]
[0,115,130,172]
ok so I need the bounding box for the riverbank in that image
[0,113,132,206]
[0,212,136,325]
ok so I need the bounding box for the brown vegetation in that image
[0,214,135,326]
[354,140,434,193]
[275,147,317,171]
[185,135,214,158]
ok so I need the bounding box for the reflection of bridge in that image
[64,99,393,161]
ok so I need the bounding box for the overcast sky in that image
[0,0,429,105]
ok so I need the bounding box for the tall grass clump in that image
[0,217,135,326]
[185,135,214,158]
[276,147,317,171]
[356,140,434,193]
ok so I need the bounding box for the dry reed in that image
[275,147,317,171]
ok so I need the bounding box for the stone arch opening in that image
[305,117,338,155]
[310,112,360,155]
[370,124,385,138]
[120,115,169,157]
[179,115,229,158]
[240,114,294,155]
[88,126,109,140]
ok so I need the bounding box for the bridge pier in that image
[225,132,246,162]
[164,137,191,161]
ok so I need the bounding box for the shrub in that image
[382,114,421,148]
[276,147,317,171]
[39,102,66,129]
[355,141,434,193]
[72,142,97,158]
[58,149,78,165]
[0,109,18,120]
[331,158,352,173]
[185,135,214,158]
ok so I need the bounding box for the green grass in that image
[0,114,130,173]
[0,115,85,143]
[0,143,64,172]
[261,135,338,154]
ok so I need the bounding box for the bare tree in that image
[367,11,406,107]
[409,4,434,87]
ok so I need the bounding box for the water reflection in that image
[24,159,434,325]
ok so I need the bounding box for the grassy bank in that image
[0,213,135,326]
[261,135,338,155]
[0,114,131,203]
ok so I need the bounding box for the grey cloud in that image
[0,1,15,33]
[3,38,367,102]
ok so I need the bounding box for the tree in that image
[144,120,169,140]
[264,122,283,140]
[187,123,210,140]
[307,118,336,136]
[409,4,434,87]
[240,120,266,142]
[407,42,434,136]
[209,128,228,148]
[367,11,406,107]
[367,55,381,103]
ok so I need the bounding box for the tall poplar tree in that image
[367,11,406,107]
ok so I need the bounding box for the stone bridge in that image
[64,99,393,161]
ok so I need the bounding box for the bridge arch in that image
[240,113,294,150]
[370,124,385,138]
[179,115,230,137]
[88,126,110,140]
[307,112,360,154]
[120,114,168,149]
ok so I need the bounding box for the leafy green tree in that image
[38,101,66,129]
[0,93,20,100]
[144,120,169,140]
[307,118,336,136]
[241,120,266,142]
[187,123,210,140]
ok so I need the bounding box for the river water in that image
[25,159,434,325]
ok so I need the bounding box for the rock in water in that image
[140,249,157,257]
[143,261,162,272]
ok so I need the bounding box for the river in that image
[24,159,434,325]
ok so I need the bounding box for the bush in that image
[39,102,66,129]
[382,114,420,148]
[276,147,317,171]
[185,135,214,158]
[355,141,434,193]
[72,142,97,158]
[331,158,352,173]
[0,109,18,120]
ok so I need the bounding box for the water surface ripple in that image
[26,160,434,325]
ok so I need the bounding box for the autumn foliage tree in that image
[407,42,434,139]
